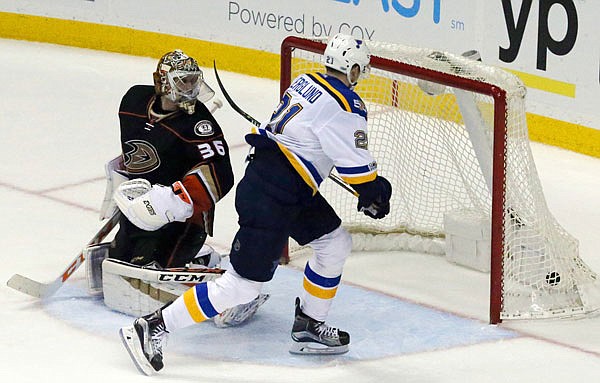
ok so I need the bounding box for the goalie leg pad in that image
[84,242,111,295]
[102,258,212,317]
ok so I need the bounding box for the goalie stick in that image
[6,211,121,299]
[212,61,359,198]
[103,258,226,284]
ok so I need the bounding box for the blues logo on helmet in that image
[323,34,371,88]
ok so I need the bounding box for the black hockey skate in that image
[290,297,350,355]
[119,305,169,375]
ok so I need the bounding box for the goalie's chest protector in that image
[118,85,231,187]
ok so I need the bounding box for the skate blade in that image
[289,341,349,355]
[119,326,156,376]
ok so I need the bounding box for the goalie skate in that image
[289,297,349,355]
[213,293,270,328]
[119,306,169,375]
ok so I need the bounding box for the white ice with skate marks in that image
[43,258,518,367]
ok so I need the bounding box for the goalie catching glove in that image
[114,178,193,231]
[352,175,392,219]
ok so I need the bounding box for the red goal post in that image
[279,36,600,324]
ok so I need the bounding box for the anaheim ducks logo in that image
[123,140,160,174]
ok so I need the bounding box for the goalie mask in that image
[324,34,371,89]
[153,49,215,114]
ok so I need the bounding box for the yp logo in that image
[500,0,579,97]
[334,0,441,24]
[500,0,578,71]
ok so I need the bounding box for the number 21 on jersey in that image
[266,92,303,134]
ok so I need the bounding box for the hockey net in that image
[281,36,600,323]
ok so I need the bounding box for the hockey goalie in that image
[84,49,268,327]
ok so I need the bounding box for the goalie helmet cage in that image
[280,36,600,324]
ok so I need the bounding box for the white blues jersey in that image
[252,72,377,193]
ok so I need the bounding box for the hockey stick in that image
[103,258,225,284]
[212,61,260,127]
[212,61,359,198]
[6,211,121,299]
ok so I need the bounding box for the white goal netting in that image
[283,37,600,322]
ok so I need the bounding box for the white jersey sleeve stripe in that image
[335,163,377,184]
[335,164,376,174]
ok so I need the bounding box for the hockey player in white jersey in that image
[119,33,392,375]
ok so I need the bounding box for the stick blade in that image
[6,274,57,299]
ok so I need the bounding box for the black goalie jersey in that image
[118,85,234,235]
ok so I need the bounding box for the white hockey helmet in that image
[323,33,371,88]
[153,49,215,114]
